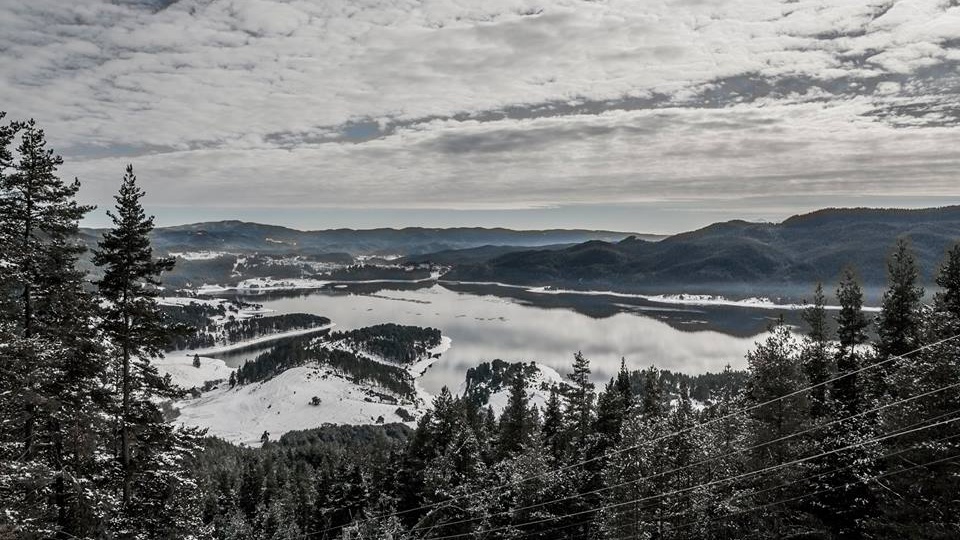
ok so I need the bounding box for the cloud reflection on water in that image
[239,284,770,392]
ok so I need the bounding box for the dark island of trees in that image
[164,308,331,351]
[331,323,443,364]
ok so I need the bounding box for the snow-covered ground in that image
[155,354,234,390]
[197,270,443,293]
[171,365,421,446]
[459,362,564,416]
[439,280,882,311]
[168,251,233,260]
[163,331,451,445]
[521,286,883,312]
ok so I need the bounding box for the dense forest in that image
[164,309,331,351]
[331,323,443,364]
[0,115,206,538]
[1,114,959,539]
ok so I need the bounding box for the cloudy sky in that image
[1,0,959,232]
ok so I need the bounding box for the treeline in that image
[234,337,417,398]
[332,323,442,364]
[165,310,331,351]
[0,115,205,538]
[194,239,960,539]
[327,264,432,281]
[162,302,224,350]
[463,359,749,409]
[192,425,411,538]
[221,313,330,344]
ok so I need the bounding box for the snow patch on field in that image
[168,251,232,260]
[155,354,234,390]
[196,271,442,293]
[173,364,421,446]
[524,287,882,312]
[168,332,450,444]
[182,324,335,357]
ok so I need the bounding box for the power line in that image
[526,429,960,540]
[420,411,960,540]
[299,333,960,539]
[662,452,960,540]
[408,379,960,536]
[504,406,960,540]
[594,416,960,540]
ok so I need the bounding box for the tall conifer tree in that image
[93,164,205,537]
[874,239,925,402]
[801,283,833,419]
[0,117,109,538]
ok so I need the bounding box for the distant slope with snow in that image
[163,329,451,445]
[171,363,421,446]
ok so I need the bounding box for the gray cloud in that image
[0,0,958,229]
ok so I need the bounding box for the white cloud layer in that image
[0,0,958,227]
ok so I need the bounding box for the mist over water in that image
[220,284,787,392]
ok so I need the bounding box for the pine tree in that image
[564,351,595,447]
[816,269,878,539]
[639,365,664,418]
[603,370,671,540]
[0,116,111,538]
[497,370,531,458]
[495,431,569,540]
[561,351,604,539]
[934,243,960,319]
[93,164,206,537]
[661,381,702,536]
[594,359,633,451]
[541,387,566,462]
[743,322,808,535]
[834,268,869,416]
[420,423,489,539]
[878,243,960,536]
[593,378,626,449]
[801,283,833,419]
[614,357,633,408]
[697,365,750,539]
[875,239,924,398]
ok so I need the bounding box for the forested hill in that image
[78,222,652,257]
[443,206,960,292]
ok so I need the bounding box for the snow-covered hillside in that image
[162,329,451,445]
[459,361,564,416]
[171,364,420,446]
[155,354,234,391]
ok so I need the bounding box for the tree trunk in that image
[121,309,132,507]
[54,421,68,539]
[21,173,34,459]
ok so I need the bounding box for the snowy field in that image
[159,328,453,445]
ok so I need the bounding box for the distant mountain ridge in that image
[78,221,654,257]
[442,206,960,295]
